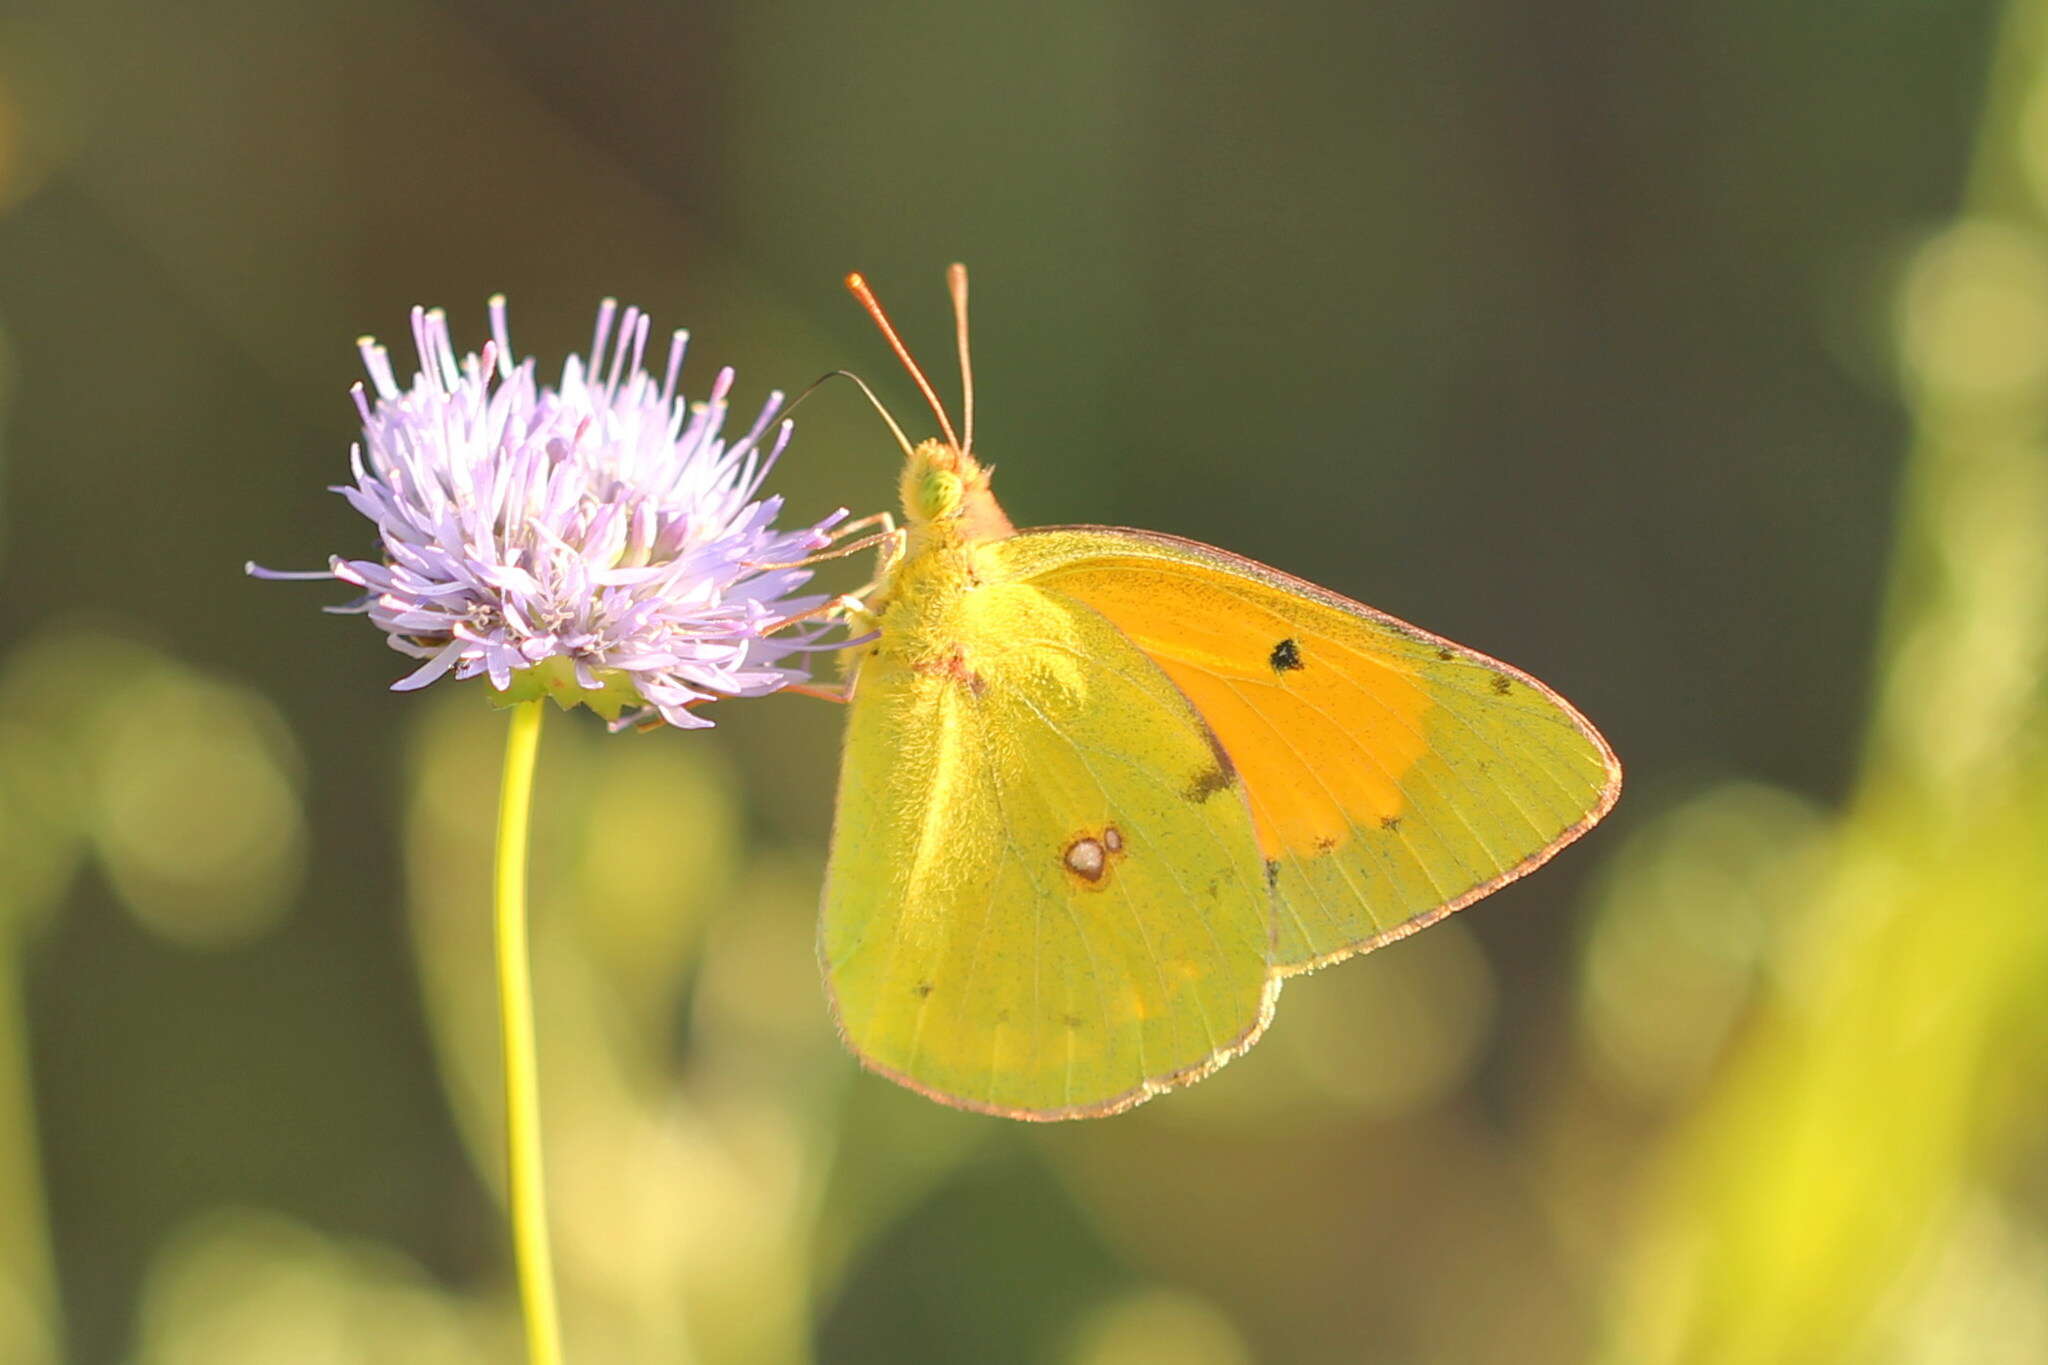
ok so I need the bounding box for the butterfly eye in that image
[912,467,965,520]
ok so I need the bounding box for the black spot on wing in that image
[1264,859,1281,889]
[1269,637,1304,672]
[1490,674,1513,695]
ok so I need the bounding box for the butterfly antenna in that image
[812,369,916,460]
[948,263,975,456]
[845,272,961,450]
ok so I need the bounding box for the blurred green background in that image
[3,0,2046,1361]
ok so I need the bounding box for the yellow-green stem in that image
[495,699,562,1365]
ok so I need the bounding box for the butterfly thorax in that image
[846,440,1020,685]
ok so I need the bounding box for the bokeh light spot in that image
[91,664,305,948]
[1273,916,1496,1117]
[1898,221,2048,400]
[133,1208,490,1364]
[1579,780,1827,1105]
[0,627,306,947]
[1063,1286,1254,1365]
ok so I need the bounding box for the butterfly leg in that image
[847,516,906,598]
[746,512,901,572]
[761,591,878,706]
[826,510,898,543]
[781,680,852,704]
[761,593,878,637]
[754,515,898,706]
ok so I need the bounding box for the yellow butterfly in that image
[806,267,1620,1120]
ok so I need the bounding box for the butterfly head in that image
[902,437,1013,542]
[848,267,1015,545]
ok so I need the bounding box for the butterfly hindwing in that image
[991,527,1622,972]
[820,576,1278,1119]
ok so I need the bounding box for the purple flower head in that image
[254,298,845,729]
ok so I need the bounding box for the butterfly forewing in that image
[820,577,1277,1118]
[991,527,1622,972]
